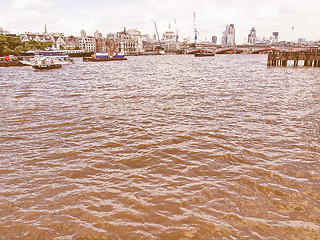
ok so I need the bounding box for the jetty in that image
[267,48,320,67]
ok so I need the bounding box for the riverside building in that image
[94,30,107,53]
[127,29,144,53]
[248,27,257,45]
[162,24,180,52]
[78,30,96,52]
[78,36,96,52]
[221,24,235,46]
[161,24,180,52]
[20,29,66,49]
[116,27,139,55]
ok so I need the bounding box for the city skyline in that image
[1,0,320,44]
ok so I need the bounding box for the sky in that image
[1,0,320,44]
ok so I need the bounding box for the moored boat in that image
[157,49,165,55]
[194,50,215,57]
[83,52,127,62]
[0,56,25,67]
[37,50,74,64]
[154,46,165,55]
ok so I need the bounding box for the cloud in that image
[10,0,52,11]
[2,0,320,42]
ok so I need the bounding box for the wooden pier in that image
[267,49,320,67]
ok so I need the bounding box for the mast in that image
[154,22,162,47]
[194,12,198,48]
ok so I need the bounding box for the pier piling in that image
[267,49,320,67]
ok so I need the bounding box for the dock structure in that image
[267,49,320,67]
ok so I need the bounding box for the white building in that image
[94,30,103,39]
[272,32,279,43]
[78,30,96,52]
[116,27,139,55]
[127,29,144,53]
[20,32,46,42]
[80,29,87,38]
[47,33,66,48]
[161,24,179,52]
[162,27,175,42]
[78,36,96,52]
[221,24,235,45]
[0,27,10,35]
[298,38,307,45]
[20,30,66,48]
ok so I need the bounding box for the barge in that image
[83,53,127,62]
[0,56,24,67]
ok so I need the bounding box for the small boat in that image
[194,50,215,57]
[83,52,127,62]
[33,63,62,70]
[154,46,165,55]
[20,50,73,69]
[30,57,64,70]
[186,49,200,54]
[158,49,165,55]
[21,55,71,70]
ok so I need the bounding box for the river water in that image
[0,54,319,239]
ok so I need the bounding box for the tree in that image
[45,41,53,49]
[3,46,14,56]
[14,46,23,55]
[0,35,54,56]
[0,35,8,56]
[6,36,21,50]
[74,45,81,50]
[25,44,36,51]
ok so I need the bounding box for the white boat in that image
[21,55,71,69]
[38,50,74,63]
[20,50,73,69]
[158,49,165,55]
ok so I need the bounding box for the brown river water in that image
[0,54,319,239]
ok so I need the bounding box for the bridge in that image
[188,47,276,55]
[215,48,245,54]
[185,47,320,58]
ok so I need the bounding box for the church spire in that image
[44,24,48,34]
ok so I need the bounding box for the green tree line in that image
[0,34,53,56]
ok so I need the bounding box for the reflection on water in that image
[0,55,319,239]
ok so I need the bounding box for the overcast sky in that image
[1,0,320,44]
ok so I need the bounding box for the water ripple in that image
[0,55,319,239]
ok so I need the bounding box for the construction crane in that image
[174,19,179,43]
[194,12,198,48]
[154,22,162,48]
